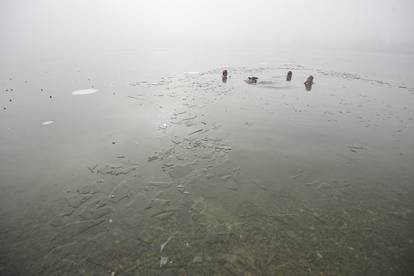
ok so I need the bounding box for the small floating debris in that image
[159,231,178,267]
[127,95,142,100]
[148,155,159,162]
[148,181,171,188]
[42,121,54,125]
[160,232,177,253]
[160,256,169,267]
[188,128,203,135]
[193,256,203,263]
[71,88,98,95]
[348,144,365,153]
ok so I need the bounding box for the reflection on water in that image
[0,59,414,275]
[305,83,313,91]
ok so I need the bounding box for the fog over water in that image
[1,0,414,58]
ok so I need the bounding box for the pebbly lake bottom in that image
[1,55,414,275]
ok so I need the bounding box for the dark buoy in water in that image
[304,75,314,91]
[304,75,314,85]
[286,71,293,81]
[246,77,258,84]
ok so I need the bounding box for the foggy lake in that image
[1,1,413,275]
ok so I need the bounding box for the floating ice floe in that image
[42,121,54,125]
[184,71,199,75]
[71,89,98,95]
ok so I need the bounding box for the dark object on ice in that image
[304,75,314,85]
[304,75,314,91]
[286,71,293,81]
[246,77,258,84]
[222,70,228,83]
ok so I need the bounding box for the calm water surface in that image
[1,49,413,275]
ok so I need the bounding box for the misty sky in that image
[1,0,414,57]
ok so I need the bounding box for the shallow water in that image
[1,49,414,275]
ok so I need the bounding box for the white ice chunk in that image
[71,89,98,95]
[42,121,54,125]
